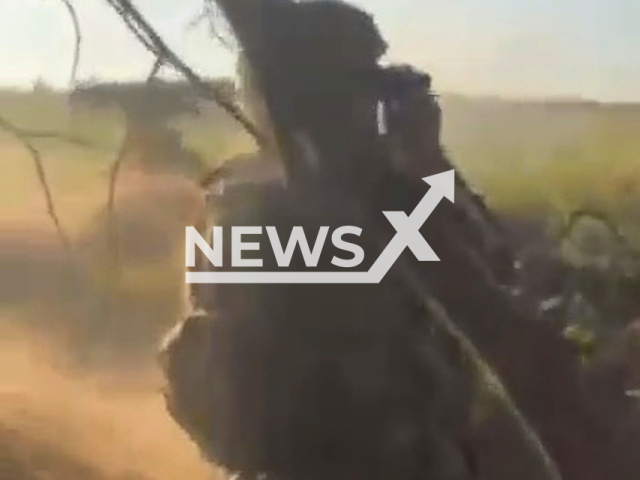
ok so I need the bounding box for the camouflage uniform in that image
[162,2,511,479]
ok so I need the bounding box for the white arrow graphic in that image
[186,170,455,284]
[367,169,455,282]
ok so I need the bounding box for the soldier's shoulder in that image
[200,152,285,220]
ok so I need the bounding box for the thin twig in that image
[18,129,96,148]
[146,56,164,82]
[105,137,129,274]
[102,57,164,319]
[186,0,235,51]
[57,0,82,87]
[102,0,264,145]
[106,57,162,263]
[0,116,72,252]
[186,9,208,31]
[558,208,640,261]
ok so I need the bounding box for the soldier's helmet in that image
[239,1,387,143]
[287,0,388,70]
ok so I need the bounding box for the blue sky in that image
[1,0,638,101]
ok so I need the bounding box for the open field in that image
[2,89,640,229]
[1,87,639,479]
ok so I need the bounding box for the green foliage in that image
[442,97,640,228]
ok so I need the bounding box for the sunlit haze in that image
[0,0,639,101]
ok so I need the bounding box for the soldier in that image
[163,2,479,480]
[163,2,640,480]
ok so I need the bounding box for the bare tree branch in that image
[0,116,72,252]
[57,0,82,87]
[102,0,264,146]
[103,57,164,319]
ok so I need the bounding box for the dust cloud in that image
[0,323,222,480]
[0,167,220,480]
